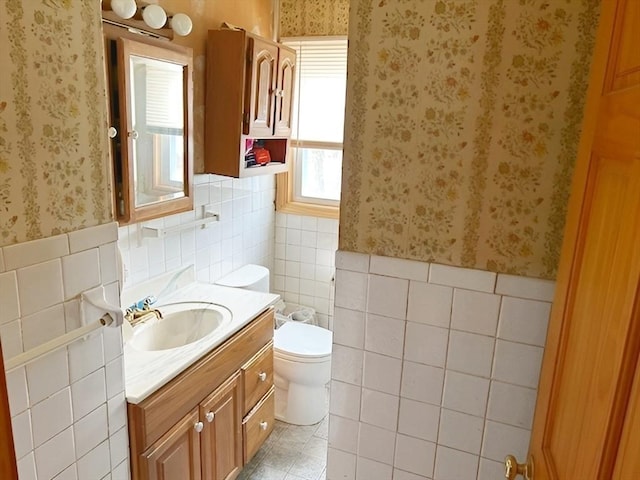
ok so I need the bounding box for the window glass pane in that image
[295,147,342,202]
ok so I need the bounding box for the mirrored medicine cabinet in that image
[103,23,194,225]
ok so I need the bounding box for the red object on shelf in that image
[253,146,271,165]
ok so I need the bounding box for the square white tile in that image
[11,410,33,459]
[392,469,429,480]
[442,370,490,417]
[110,426,129,470]
[357,422,396,465]
[329,380,361,420]
[327,448,356,480]
[450,289,501,336]
[74,404,108,458]
[397,398,440,442]
[394,434,435,477]
[76,439,110,480]
[68,223,118,254]
[335,251,370,273]
[0,319,23,360]
[369,256,429,282]
[0,271,20,324]
[367,275,408,319]
[6,367,29,415]
[332,345,363,386]
[498,297,551,347]
[400,362,444,405]
[107,392,127,435]
[407,281,453,328]
[481,420,530,463]
[334,269,368,312]
[362,352,402,395]
[17,452,37,480]
[71,368,106,421]
[3,234,69,271]
[446,331,495,378]
[492,340,544,389]
[360,389,399,431]
[105,356,125,399]
[21,304,66,351]
[477,457,505,480]
[31,387,73,448]
[26,348,69,406]
[495,274,555,302]
[404,323,449,368]
[328,414,359,453]
[68,332,104,384]
[437,409,484,454]
[34,427,75,480]
[17,259,64,317]
[486,381,537,429]
[429,264,496,293]
[433,446,479,480]
[365,313,406,358]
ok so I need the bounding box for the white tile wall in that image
[118,174,276,294]
[328,252,555,480]
[274,212,338,329]
[1,222,129,479]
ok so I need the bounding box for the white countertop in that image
[124,282,279,404]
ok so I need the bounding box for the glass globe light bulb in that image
[142,5,167,29]
[110,0,137,20]
[170,13,193,36]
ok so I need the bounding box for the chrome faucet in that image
[124,296,163,327]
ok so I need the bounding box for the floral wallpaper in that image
[340,0,600,279]
[280,0,350,37]
[0,0,112,247]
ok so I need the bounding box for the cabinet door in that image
[200,372,243,480]
[141,409,201,480]
[246,37,278,137]
[243,387,275,464]
[274,46,296,137]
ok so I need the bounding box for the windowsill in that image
[275,172,340,219]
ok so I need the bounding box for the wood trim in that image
[275,172,340,219]
[128,308,274,477]
[242,386,275,464]
[0,342,18,480]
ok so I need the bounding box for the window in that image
[277,37,348,214]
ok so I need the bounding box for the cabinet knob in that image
[205,411,215,423]
[108,126,118,138]
[259,421,268,431]
[194,421,204,433]
[258,372,267,382]
[128,130,139,140]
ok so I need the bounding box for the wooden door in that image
[274,46,296,137]
[517,0,640,478]
[200,373,243,480]
[141,409,202,480]
[0,342,17,479]
[246,37,278,138]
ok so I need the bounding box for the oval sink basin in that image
[129,302,232,352]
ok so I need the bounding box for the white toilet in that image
[215,265,333,426]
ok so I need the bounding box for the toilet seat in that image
[274,322,332,360]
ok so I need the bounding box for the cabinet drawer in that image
[242,387,275,463]
[242,341,273,415]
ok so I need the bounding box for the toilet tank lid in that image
[274,322,333,357]
[214,264,269,288]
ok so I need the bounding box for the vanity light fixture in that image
[141,4,167,29]
[108,0,137,19]
[170,13,193,36]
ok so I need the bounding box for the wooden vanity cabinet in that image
[128,309,275,480]
[205,29,295,177]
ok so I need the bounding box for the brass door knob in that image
[505,454,534,480]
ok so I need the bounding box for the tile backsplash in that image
[273,212,339,329]
[0,222,128,480]
[327,252,554,480]
[117,174,276,291]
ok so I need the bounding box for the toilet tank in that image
[214,264,270,293]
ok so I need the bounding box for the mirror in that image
[104,26,193,224]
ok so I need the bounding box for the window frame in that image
[276,35,347,219]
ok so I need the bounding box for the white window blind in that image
[282,37,348,206]
[141,59,184,133]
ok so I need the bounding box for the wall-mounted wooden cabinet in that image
[205,29,296,177]
[128,309,275,480]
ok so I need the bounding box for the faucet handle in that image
[142,296,157,308]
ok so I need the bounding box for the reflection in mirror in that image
[129,55,185,207]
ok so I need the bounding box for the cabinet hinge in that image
[243,112,250,126]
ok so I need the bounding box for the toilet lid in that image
[274,322,333,358]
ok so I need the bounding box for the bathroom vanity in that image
[123,281,279,480]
